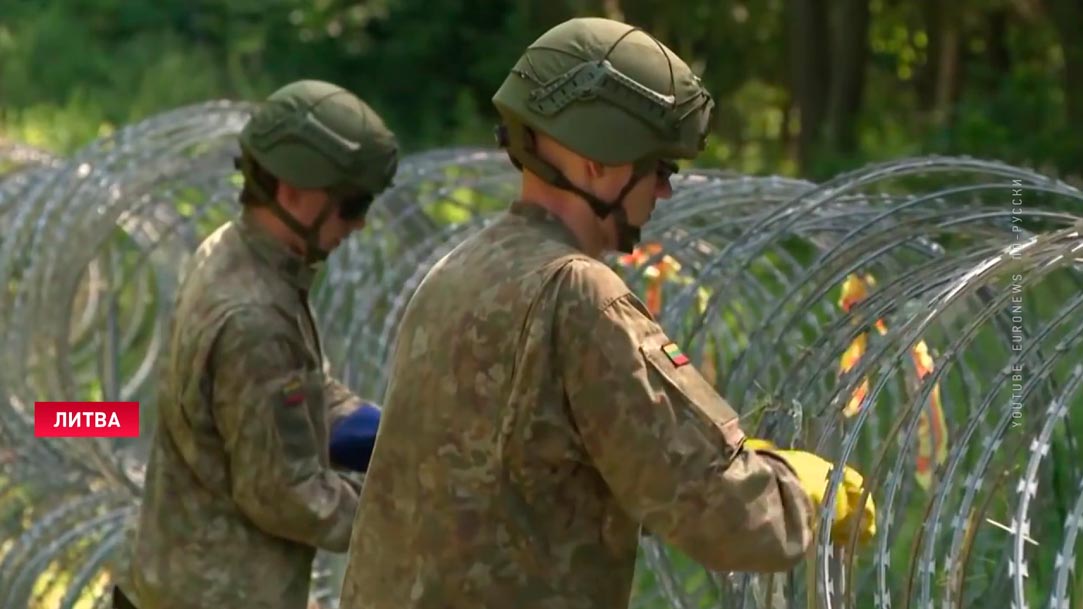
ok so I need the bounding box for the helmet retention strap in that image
[237,154,337,263]
[498,122,647,253]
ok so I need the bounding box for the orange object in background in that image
[617,242,682,317]
[615,243,719,385]
[837,273,948,490]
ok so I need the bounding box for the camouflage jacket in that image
[338,201,815,609]
[126,210,364,609]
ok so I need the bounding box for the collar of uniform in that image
[507,200,581,249]
[235,210,319,291]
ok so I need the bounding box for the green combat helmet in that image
[236,79,399,262]
[492,17,714,253]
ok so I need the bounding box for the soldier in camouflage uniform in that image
[117,80,398,609]
[338,18,876,609]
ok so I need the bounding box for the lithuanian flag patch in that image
[282,377,305,406]
[662,342,689,367]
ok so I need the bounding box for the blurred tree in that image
[1046,0,1083,164]
[0,0,1078,176]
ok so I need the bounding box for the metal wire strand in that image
[2,103,1082,609]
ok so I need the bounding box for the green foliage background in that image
[1,0,1080,181]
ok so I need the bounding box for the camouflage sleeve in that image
[556,260,815,573]
[321,364,363,428]
[210,306,359,553]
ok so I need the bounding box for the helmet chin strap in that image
[541,164,645,254]
[496,124,648,254]
[585,174,643,254]
[236,155,338,264]
[293,199,337,264]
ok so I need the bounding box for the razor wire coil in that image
[1,101,1082,609]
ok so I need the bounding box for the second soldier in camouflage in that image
[120,80,398,609]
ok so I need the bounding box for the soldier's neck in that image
[244,207,307,257]
[519,183,608,259]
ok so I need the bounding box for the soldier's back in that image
[340,202,643,609]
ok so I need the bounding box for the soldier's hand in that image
[743,439,876,546]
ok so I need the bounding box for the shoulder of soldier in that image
[179,223,285,313]
[214,303,300,356]
[184,221,238,279]
[551,256,636,314]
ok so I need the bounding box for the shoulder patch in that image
[661,342,690,367]
[281,376,305,406]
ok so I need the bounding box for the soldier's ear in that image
[585,158,607,180]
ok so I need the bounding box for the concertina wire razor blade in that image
[1,101,1082,609]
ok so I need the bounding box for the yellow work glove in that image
[744,438,876,546]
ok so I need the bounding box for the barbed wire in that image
[1,101,1081,609]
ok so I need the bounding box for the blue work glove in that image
[329,402,381,473]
